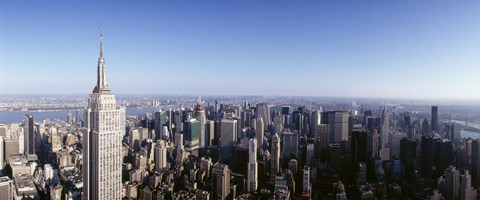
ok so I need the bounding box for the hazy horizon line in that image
[1,93,480,103]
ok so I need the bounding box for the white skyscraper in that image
[271,133,281,183]
[248,138,258,192]
[255,117,264,156]
[273,113,284,134]
[18,128,24,156]
[154,140,168,172]
[194,102,206,148]
[83,26,125,200]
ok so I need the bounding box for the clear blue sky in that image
[1,0,480,100]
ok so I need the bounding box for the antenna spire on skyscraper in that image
[100,23,104,58]
[93,23,109,93]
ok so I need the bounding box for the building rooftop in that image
[60,166,83,189]
[9,154,28,166]
[0,176,12,184]
[13,174,37,195]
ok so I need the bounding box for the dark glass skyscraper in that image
[351,131,367,164]
[421,136,435,182]
[184,119,200,154]
[24,114,36,160]
[400,138,416,181]
[472,139,480,187]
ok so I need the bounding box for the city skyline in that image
[2,1,480,100]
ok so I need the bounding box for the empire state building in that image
[83,26,125,200]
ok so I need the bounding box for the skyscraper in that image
[184,119,200,155]
[445,166,460,200]
[67,111,73,124]
[154,110,167,141]
[195,102,206,148]
[83,26,125,200]
[256,103,270,129]
[326,111,349,142]
[255,117,264,156]
[461,170,472,200]
[248,138,258,192]
[212,162,231,200]
[351,131,367,164]
[219,119,237,161]
[310,110,321,139]
[154,140,167,173]
[421,136,435,181]
[431,106,438,132]
[271,133,281,183]
[282,132,298,160]
[379,104,390,161]
[400,138,416,181]
[403,115,411,129]
[273,112,284,134]
[472,139,480,187]
[205,120,215,147]
[422,118,431,137]
[24,114,37,161]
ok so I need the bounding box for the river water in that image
[0,107,157,124]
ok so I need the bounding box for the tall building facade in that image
[205,120,215,147]
[154,140,167,172]
[248,138,258,192]
[271,133,281,182]
[351,131,367,163]
[461,170,472,200]
[194,102,206,148]
[326,111,349,142]
[154,111,167,141]
[379,104,390,161]
[472,139,480,187]
[212,163,231,200]
[0,176,13,200]
[184,119,200,154]
[83,27,125,200]
[273,112,284,134]
[219,119,237,161]
[310,110,321,139]
[255,117,264,156]
[282,132,298,160]
[256,103,270,129]
[445,166,460,200]
[24,114,37,160]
